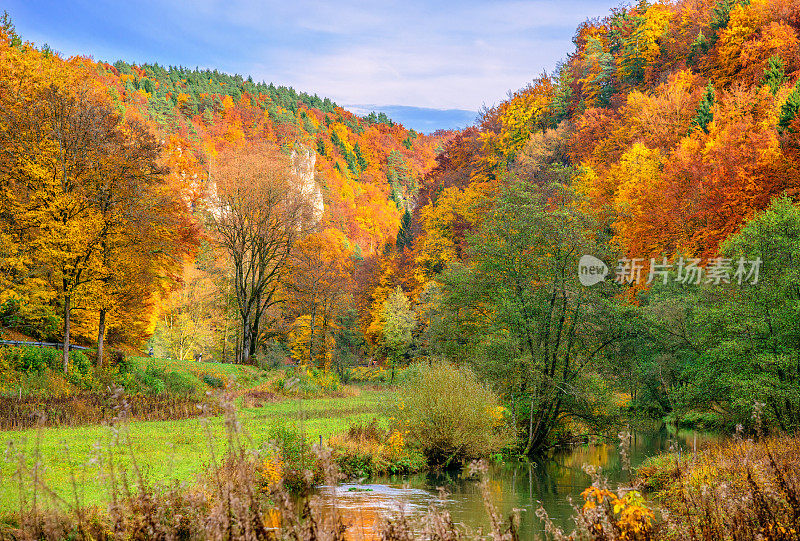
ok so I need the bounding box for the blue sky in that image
[4,0,625,132]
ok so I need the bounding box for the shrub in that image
[633,435,800,540]
[262,424,317,494]
[69,351,90,374]
[330,418,426,478]
[163,370,197,395]
[273,366,342,397]
[137,366,167,394]
[396,361,510,467]
[3,346,65,373]
[110,350,130,371]
[258,341,289,369]
[201,374,225,389]
[40,348,60,371]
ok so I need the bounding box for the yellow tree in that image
[0,78,128,371]
[285,228,354,366]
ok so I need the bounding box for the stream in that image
[315,428,720,540]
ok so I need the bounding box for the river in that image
[315,428,720,540]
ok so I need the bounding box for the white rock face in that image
[290,145,324,224]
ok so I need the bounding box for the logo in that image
[578,255,609,286]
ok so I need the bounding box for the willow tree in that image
[210,145,310,364]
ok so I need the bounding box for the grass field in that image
[0,385,392,513]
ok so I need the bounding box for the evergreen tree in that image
[779,81,800,133]
[709,0,733,45]
[687,31,709,66]
[693,83,715,133]
[396,208,414,250]
[353,142,367,170]
[763,56,788,95]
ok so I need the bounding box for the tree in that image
[395,208,413,251]
[284,229,354,366]
[692,83,715,133]
[209,144,310,364]
[779,80,800,133]
[0,79,164,371]
[690,197,800,431]
[763,55,788,95]
[435,180,623,454]
[333,307,364,378]
[379,286,416,380]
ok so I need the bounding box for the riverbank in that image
[636,434,800,540]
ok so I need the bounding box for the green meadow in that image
[0,388,390,513]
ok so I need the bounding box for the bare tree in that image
[210,145,311,364]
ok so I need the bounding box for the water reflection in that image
[315,428,720,540]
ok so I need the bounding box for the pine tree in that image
[396,208,413,250]
[693,83,715,133]
[779,80,800,133]
[687,31,709,66]
[763,56,788,95]
[354,142,367,170]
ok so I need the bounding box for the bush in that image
[262,424,317,495]
[257,341,289,370]
[273,366,341,397]
[201,374,224,389]
[3,346,64,373]
[137,366,167,394]
[163,370,197,395]
[330,418,426,478]
[69,351,90,375]
[110,350,130,371]
[396,362,510,467]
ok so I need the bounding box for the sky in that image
[4,0,625,132]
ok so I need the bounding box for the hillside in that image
[0,15,452,352]
[409,0,800,276]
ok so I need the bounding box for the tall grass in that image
[637,433,800,540]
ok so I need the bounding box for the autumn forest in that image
[2,0,800,538]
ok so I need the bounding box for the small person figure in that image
[148,345,154,357]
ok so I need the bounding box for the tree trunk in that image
[523,395,536,455]
[97,308,106,367]
[241,312,255,365]
[62,294,71,372]
[309,304,316,366]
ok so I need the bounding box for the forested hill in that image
[98,60,451,253]
[0,15,450,347]
[410,0,800,286]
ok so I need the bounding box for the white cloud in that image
[10,0,627,110]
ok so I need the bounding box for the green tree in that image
[778,80,800,133]
[693,83,715,133]
[762,55,788,95]
[333,307,364,380]
[434,180,623,454]
[690,197,800,431]
[396,208,414,250]
[687,31,709,66]
[380,286,416,380]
